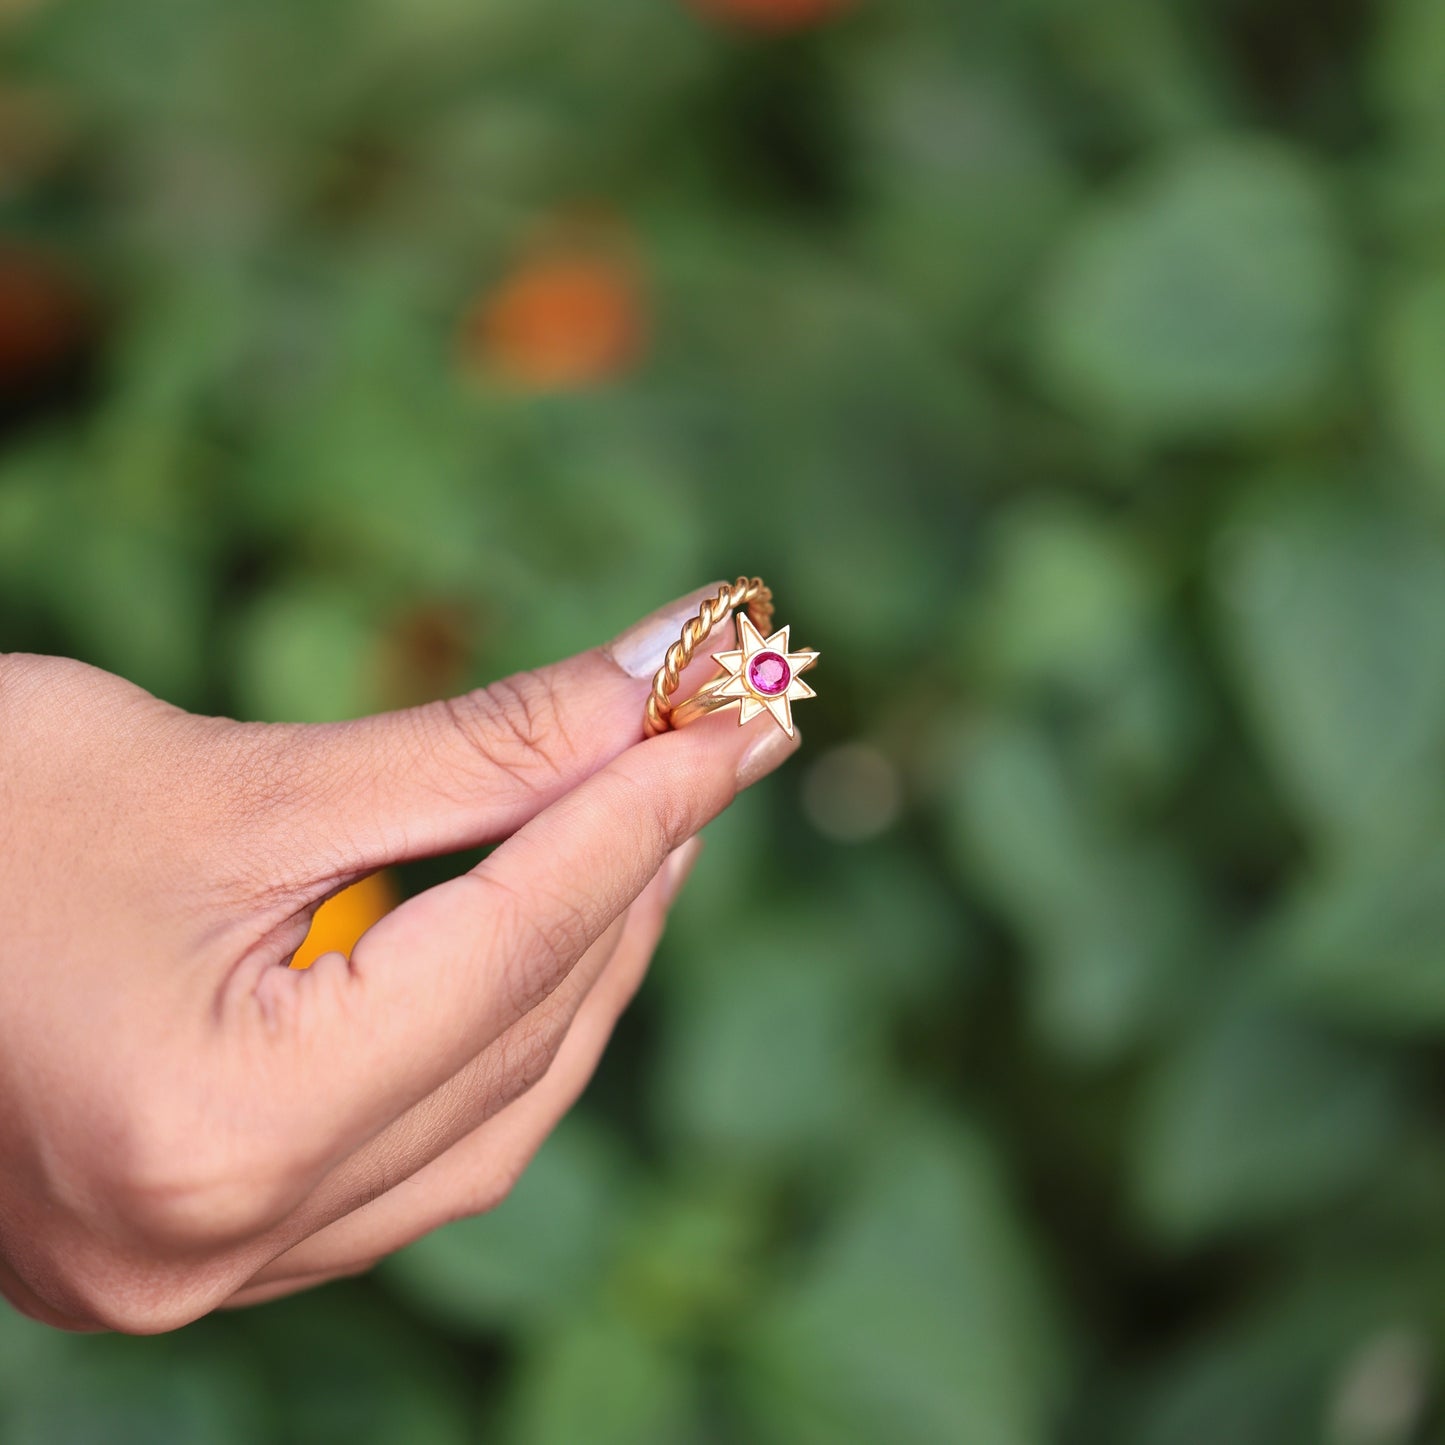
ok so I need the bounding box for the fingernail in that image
[661,835,703,905]
[735,725,798,791]
[605,584,732,680]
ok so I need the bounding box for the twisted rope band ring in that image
[643,576,819,739]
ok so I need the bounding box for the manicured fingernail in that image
[605,584,731,680]
[661,836,703,905]
[735,725,798,791]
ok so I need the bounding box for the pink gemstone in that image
[747,650,791,696]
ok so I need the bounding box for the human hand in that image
[0,585,798,1332]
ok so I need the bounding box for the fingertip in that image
[734,722,801,791]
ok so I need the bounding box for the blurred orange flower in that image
[461,240,646,391]
[290,872,400,971]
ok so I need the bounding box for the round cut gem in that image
[747,650,791,696]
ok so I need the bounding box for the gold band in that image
[643,577,773,737]
[643,576,818,740]
[668,671,744,730]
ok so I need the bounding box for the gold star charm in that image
[707,613,819,738]
[643,576,820,738]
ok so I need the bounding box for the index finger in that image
[252,698,799,1189]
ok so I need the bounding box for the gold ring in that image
[643,576,819,739]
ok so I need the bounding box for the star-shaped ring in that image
[642,576,819,739]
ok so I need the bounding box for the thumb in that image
[219,584,735,891]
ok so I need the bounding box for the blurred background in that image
[3,0,1445,1440]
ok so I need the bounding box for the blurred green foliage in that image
[4,0,1445,1441]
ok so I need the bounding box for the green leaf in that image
[650,904,888,1161]
[962,503,1206,796]
[0,1304,82,1405]
[608,1175,766,1339]
[855,52,1077,326]
[969,503,1159,693]
[0,1323,268,1445]
[1372,0,1445,136]
[227,1285,471,1445]
[238,272,504,595]
[45,518,210,707]
[1378,264,1445,496]
[1131,1005,1403,1244]
[739,1106,1064,1445]
[821,848,970,1009]
[1036,139,1349,440]
[505,1312,695,1445]
[1263,827,1445,1029]
[380,1117,629,1336]
[948,720,1202,1060]
[1213,490,1445,847]
[1118,1261,1445,1445]
[0,455,209,704]
[0,443,76,601]
[229,579,378,722]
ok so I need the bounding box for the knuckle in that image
[438,669,574,793]
[528,887,596,975]
[86,1095,301,1251]
[491,1017,564,1105]
[615,766,697,855]
[511,894,594,1012]
[109,1156,278,1250]
[652,787,698,855]
[499,934,558,1021]
[471,870,593,1017]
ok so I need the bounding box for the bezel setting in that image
[711,614,819,737]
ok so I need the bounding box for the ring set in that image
[643,576,819,739]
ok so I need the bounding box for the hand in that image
[0,586,798,1332]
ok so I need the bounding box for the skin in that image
[0,585,798,1333]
